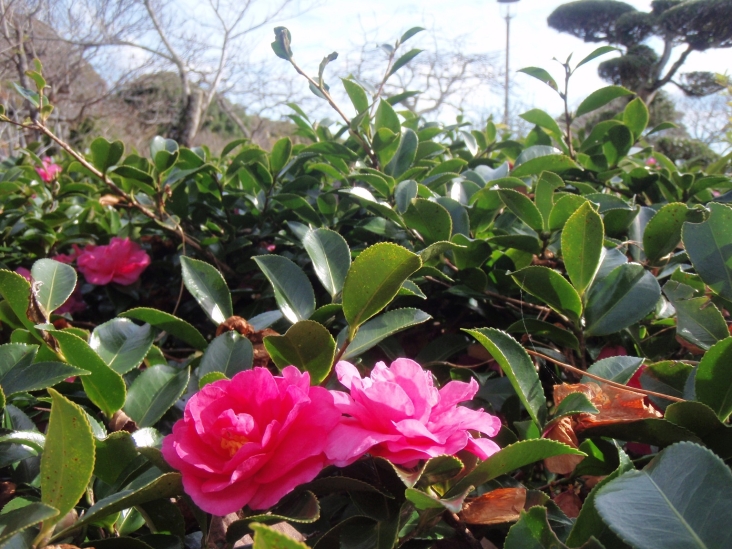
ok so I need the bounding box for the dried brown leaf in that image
[460,487,527,525]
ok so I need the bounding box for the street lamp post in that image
[498,0,520,128]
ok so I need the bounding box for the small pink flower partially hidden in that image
[76,237,150,286]
[162,367,340,516]
[36,157,62,183]
[325,359,502,467]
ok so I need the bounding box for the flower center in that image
[220,430,248,457]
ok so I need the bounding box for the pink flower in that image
[56,290,86,315]
[325,359,501,467]
[36,157,62,182]
[76,237,150,285]
[162,367,340,515]
[15,267,31,280]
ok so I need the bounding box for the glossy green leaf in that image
[264,320,336,384]
[120,308,207,350]
[339,308,431,360]
[505,506,580,549]
[251,522,309,549]
[94,431,140,485]
[488,235,543,254]
[150,136,178,173]
[0,359,87,394]
[644,203,702,264]
[512,154,579,178]
[576,45,618,69]
[394,179,418,214]
[124,365,190,427]
[448,439,585,498]
[198,331,253,378]
[512,266,583,323]
[51,330,126,417]
[553,392,599,420]
[90,137,124,174]
[40,389,95,534]
[664,401,732,460]
[270,137,292,174]
[695,337,732,421]
[664,281,728,351]
[0,503,59,545]
[498,189,544,231]
[595,442,732,549]
[302,228,351,299]
[387,48,423,78]
[465,328,547,426]
[180,256,232,325]
[30,259,77,318]
[582,355,644,384]
[682,203,732,301]
[507,319,580,351]
[342,78,369,116]
[341,243,421,332]
[254,255,316,324]
[562,202,604,296]
[89,318,154,375]
[548,194,589,231]
[402,198,452,244]
[519,109,563,139]
[273,194,321,226]
[518,67,558,91]
[576,86,633,117]
[375,99,401,133]
[53,472,183,539]
[584,263,661,336]
[623,97,649,138]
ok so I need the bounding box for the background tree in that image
[548,0,732,103]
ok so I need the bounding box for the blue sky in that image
[262,0,732,122]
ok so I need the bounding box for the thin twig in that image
[525,348,685,403]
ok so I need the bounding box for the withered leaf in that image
[460,487,527,525]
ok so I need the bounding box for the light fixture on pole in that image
[498,0,520,128]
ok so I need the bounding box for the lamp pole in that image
[498,0,520,128]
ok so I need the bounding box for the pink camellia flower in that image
[76,237,150,285]
[36,157,62,183]
[15,267,31,280]
[325,359,502,467]
[162,367,341,516]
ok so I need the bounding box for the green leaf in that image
[448,439,585,498]
[199,371,227,389]
[0,431,45,453]
[576,86,633,117]
[40,389,95,534]
[0,503,59,545]
[595,442,732,549]
[341,243,421,332]
[89,318,154,375]
[302,228,351,299]
[227,491,320,544]
[120,308,207,350]
[498,189,544,231]
[264,320,336,384]
[150,136,179,173]
[562,202,604,296]
[251,522,309,549]
[400,26,425,43]
[124,365,190,428]
[623,97,649,138]
[198,331,253,378]
[271,26,293,60]
[53,472,183,538]
[566,447,633,548]
[511,155,579,178]
[488,235,543,254]
[387,48,423,78]
[519,109,563,139]
[682,203,732,302]
[94,431,140,485]
[644,203,702,264]
[464,328,547,426]
[0,360,87,395]
[394,179,418,214]
[584,263,661,336]
[270,137,293,174]
[518,67,559,91]
[553,392,599,420]
[51,330,126,417]
[90,137,125,174]
[30,259,77,318]
[405,486,470,514]
[339,308,430,360]
[253,255,316,324]
[273,194,321,226]
[582,355,644,384]
[575,46,618,69]
[507,319,580,351]
[180,256,232,325]
[384,128,418,177]
[342,78,369,116]
[695,337,732,421]
[375,99,401,134]
[504,506,573,549]
[511,266,583,324]
[402,198,453,245]
[664,401,732,460]
[664,281,728,351]
[548,194,589,231]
